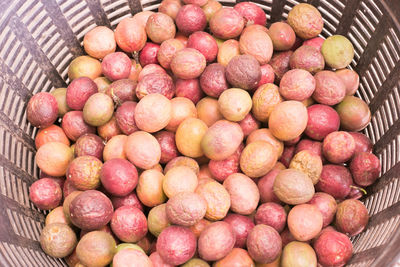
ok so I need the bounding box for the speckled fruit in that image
[76,231,116,267]
[27,92,58,128]
[146,13,176,44]
[200,63,229,98]
[66,156,102,190]
[288,204,323,241]
[247,224,282,264]
[210,8,244,39]
[97,116,121,141]
[303,37,325,51]
[290,150,323,184]
[247,129,284,158]
[166,192,207,226]
[159,0,181,20]
[40,223,77,258]
[138,64,166,81]
[336,95,371,131]
[74,133,104,160]
[350,152,381,187]
[312,71,346,106]
[136,73,174,100]
[83,93,114,126]
[269,51,293,82]
[111,206,147,242]
[115,101,138,135]
[305,104,340,141]
[314,231,353,267]
[252,83,283,122]
[290,45,325,74]
[102,52,132,81]
[323,131,355,163]
[171,48,206,79]
[163,166,198,198]
[176,118,208,158]
[240,141,278,178]
[66,77,97,111]
[115,17,146,53]
[30,178,62,210]
[287,3,323,39]
[255,202,287,233]
[226,54,261,90]
[316,164,352,199]
[175,4,207,36]
[196,181,231,220]
[279,69,315,101]
[336,199,369,236]
[106,78,138,104]
[125,131,161,169]
[111,191,143,211]
[322,35,354,69]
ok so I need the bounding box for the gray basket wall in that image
[0,0,399,266]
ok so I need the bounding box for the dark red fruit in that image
[316,164,352,199]
[336,199,369,236]
[223,213,255,248]
[62,111,96,141]
[101,158,138,197]
[279,145,296,168]
[106,79,137,105]
[175,4,207,36]
[175,78,204,104]
[27,92,58,128]
[314,231,353,267]
[200,63,228,98]
[111,191,144,211]
[350,152,380,187]
[258,169,283,204]
[187,31,218,62]
[155,131,179,164]
[140,42,160,66]
[115,101,138,135]
[74,133,104,160]
[66,77,98,111]
[111,206,148,242]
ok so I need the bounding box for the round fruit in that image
[137,169,167,207]
[258,169,283,204]
[336,95,371,131]
[166,192,207,226]
[115,101,138,135]
[36,142,73,177]
[247,224,282,264]
[83,93,114,126]
[307,192,337,227]
[111,206,147,242]
[234,1,266,26]
[103,135,127,161]
[270,51,293,81]
[76,231,116,267]
[200,63,229,98]
[336,69,359,95]
[187,31,218,62]
[84,26,116,59]
[335,199,369,236]
[125,131,161,169]
[146,13,176,44]
[289,150,323,184]
[35,125,70,149]
[113,249,152,267]
[279,69,315,101]
[196,181,231,220]
[252,83,283,122]
[323,131,355,163]
[175,78,204,104]
[157,39,185,69]
[239,113,261,137]
[66,77,98,111]
[316,164,352,199]
[101,158,138,196]
[312,71,346,106]
[102,52,132,81]
[159,0,182,20]
[164,156,200,174]
[255,202,287,233]
[27,92,58,128]
[322,35,354,69]
[74,133,104,160]
[176,4,207,36]
[163,166,198,198]
[29,178,62,210]
[135,93,171,133]
[51,87,70,116]
[240,141,278,178]
[140,42,160,66]
[214,248,255,267]
[281,241,317,267]
[226,55,261,90]
[217,39,240,67]
[288,204,323,241]
[66,156,102,190]
[210,8,245,39]
[218,88,252,122]
[239,25,273,65]
[268,22,296,51]
[305,104,340,140]
[40,223,77,258]
[148,204,171,237]
[287,3,323,39]
[202,0,222,21]
[290,45,325,74]
[208,144,243,182]
[314,231,353,267]
[68,55,102,80]
[115,17,146,53]
[171,48,206,79]
[350,152,381,186]
[223,213,255,248]
[62,111,96,141]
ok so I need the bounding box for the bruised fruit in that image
[159,0,182,20]
[255,202,287,233]
[196,181,231,220]
[217,39,240,67]
[137,169,166,207]
[157,226,197,265]
[290,45,325,74]
[268,22,296,51]
[146,13,176,44]
[111,206,147,242]
[66,77,97,111]
[175,78,204,104]
[62,111,96,141]
[171,48,206,79]
[164,156,200,174]
[247,224,282,264]
[176,4,207,36]
[83,93,114,126]
[166,192,207,226]
[76,231,116,267]
[269,101,308,141]
[200,63,229,98]
[74,133,104,160]
[102,52,132,81]
[214,248,255,267]
[239,25,273,65]
[312,71,346,106]
[36,142,73,177]
[66,156,102,190]
[125,131,161,169]
[240,141,278,178]
[336,199,369,236]
[115,17,146,53]
[322,35,354,69]
[30,178,62,210]
[176,118,208,158]
[226,55,261,90]
[187,31,218,62]
[305,104,340,141]
[287,3,323,39]
[157,38,185,69]
[198,221,235,261]
[252,83,283,122]
[163,166,198,198]
[279,69,315,101]
[258,169,283,204]
[35,125,70,149]
[210,8,245,39]
[68,55,102,80]
[314,231,353,267]
[289,150,323,184]
[69,190,113,230]
[234,1,266,26]
[40,223,77,258]
[323,131,355,163]
[273,169,315,205]
[281,241,317,267]
[103,135,127,161]
[115,101,138,135]
[148,204,171,237]
[84,26,116,59]
[223,213,255,248]
[201,120,244,161]
[135,93,171,132]
[336,95,371,131]
[218,88,252,121]
[316,164,352,199]
[100,158,138,196]
[155,131,179,164]
[136,73,174,100]
[288,204,323,241]
[208,144,243,182]
[350,152,380,186]
[27,92,58,128]
[336,69,359,95]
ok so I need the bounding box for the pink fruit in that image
[175,5,207,36]
[187,31,218,62]
[306,104,340,141]
[234,2,266,26]
[139,42,160,66]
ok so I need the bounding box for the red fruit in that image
[115,101,138,135]
[350,152,381,187]
[138,64,166,81]
[136,73,175,100]
[66,77,98,110]
[223,213,255,248]
[35,125,70,149]
[323,131,355,164]
[155,131,179,164]
[187,31,218,62]
[316,164,352,199]
[27,92,58,128]
[306,104,340,141]
[62,111,96,141]
[234,2,266,26]
[115,17,147,53]
[303,37,325,51]
[208,144,243,182]
[258,64,275,86]
[314,231,353,267]
[175,5,207,36]
[200,63,229,98]
[247,224,282,264]
[258,169,283,204]
[255,202,287,233]
[210,8,245,39]
[295,139,323,160]
[279,145,296,168]
[29,178,62,210]
[349,132,373,155]
[74,133,104,160]
[307,192,337,227]
[102,52,132,81]
[111,206,148,242]
[139,42,160,66]
[175,78,204,104]
[111,191,144,211]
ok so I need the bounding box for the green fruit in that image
[281,241,317,267]
[321,35,354,69]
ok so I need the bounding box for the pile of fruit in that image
[26,1,381,266]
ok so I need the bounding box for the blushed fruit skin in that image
[322,35,354,69]
[36,142,74,177]
[102,52,132,81]
[279,69,316,101]
[113,249,152,267]
[239,113,261,137]
[196,97,224,127]
[51,88,70,116]
[273,169,315,205]
[314,231,353,267]
[281,241,317,267]
[268,22,296,51]
[68,55,102,81]
[201,120,244,161]
[269,51,293,82]
[217,39,240,67]
[247,224,282,264]
[115,101,138,135]
[106,79,137,104]
[202,0,222,21]
[210,8,245,39]
[159,0,182,20]
[336,199,369,236]
[148,204,171,237]
[316,164,352,199]
[223,213,255,248]
[35,125,70,149]
[111,206,148,242]
[40,223,77,258]
[166,192,207,226]
[66,156,102,190]
[156,226,197,265]
[175,4,207,36]
[175,78,204,104]
[149,251,174,267]
[62,111,96,141]
[258,64,275,87]
[288,204,323,241]
[74,133,104,160]
[226,54,261,90]
[27,92,58,128]
[45,206,69,226]
[303,37,325,51]
[290,150,323,185]
[163,166,198,198]
[115,17,146,53]
[171,48,207,79]
[111,191,143,211]
[66,77,97,111]
[218,88,252,121]
[133,10,155,28]
[69,190,113,231]
[209,144,243,182]
[269,101,308,141]
[306,104,340,141]
[255,202,287,233]
[164,156,200,174]
[138,64,166,81]
[214,248,255,267]
[252,83,283,122]
[176,118,208,158]
[312,71,346,106]
[30,178,62,210]
[198,221,235,261]
[223,173,260,215]
[336,69,359,95]
[83,93,114,127]
[239,28,273,65]
[258,169,283,204]
[350,152,381,186]
[336,95,371,131]
[196,181,231,221]
[139,42,160,66]
[190,218,212,238]
[103,135,127,161]
[97,116,121,141]
[157,39,185,69]
[287,3,323,39]
[76,231,117,267]
[94,76,111,93]
[200,63,229,98]
[125,131,161,169]
[187,31,218,63]
[135,94,172,133]
[307,192,337,227]
[295,139,324,159]
[182,258,210,267]
[100,158,138,197]
[279,145,296,168]
[290,45,325,74]
[234,2,266,26]
[155,131,179,164]
[84,26,116,59]
[136,73,175,100]
[240,141,278,178]
[323,131,355,163]
[146,13,176,44]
